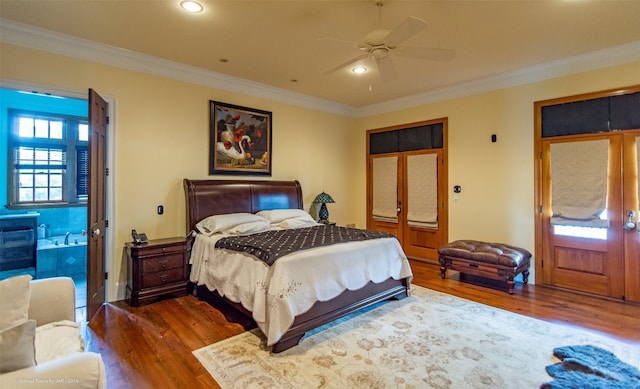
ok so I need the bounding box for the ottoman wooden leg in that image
[439,259,447,279]
[507,276,515,294]
[523,270,530,284]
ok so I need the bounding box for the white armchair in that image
[0,276,106,389]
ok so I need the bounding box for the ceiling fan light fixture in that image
[181,1,203,13]
[371,47,389,60]
[352,66,368,74]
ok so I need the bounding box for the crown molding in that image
[357,40,640,117]
[2,18,639,118]
[0,18,357,117]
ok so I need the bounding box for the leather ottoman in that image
[438,240,531,294]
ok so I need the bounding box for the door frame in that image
[1,79,117,303]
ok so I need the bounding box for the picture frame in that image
[209,100,272,176]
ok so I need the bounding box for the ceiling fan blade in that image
[322,53,369,75]
[376,56,397,82]
[394,46,455,62]
[384,16,428,47]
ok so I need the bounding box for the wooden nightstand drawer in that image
[126,237,189,307]
[141,268,185,288]
[142,253,184,272]
[135,244,185,257]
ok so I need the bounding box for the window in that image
[549,139,609,240]
[8,110,89,206]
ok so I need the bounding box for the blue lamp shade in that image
[313,192,335,223]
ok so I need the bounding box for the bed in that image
[184,179,412,353]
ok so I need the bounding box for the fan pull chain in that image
[376,1,384,27]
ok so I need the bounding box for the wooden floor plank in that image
[84,260,640,388]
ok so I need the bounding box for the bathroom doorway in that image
[0,87,88,318]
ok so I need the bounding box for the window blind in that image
[76,147,89,198]
[550,139,609,227]
[372,156,398,223]
[406,153,438,228]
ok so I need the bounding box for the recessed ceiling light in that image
[352,66,367,74]
[181,1,203,13]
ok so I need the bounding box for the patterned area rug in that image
[193,286,639,388]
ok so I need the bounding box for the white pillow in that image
[196,213,268,236]
[0,275,32,331]
[256,209,313,223]
[225,220,271,235]
[272,217,320,229]
[0,319,36,373]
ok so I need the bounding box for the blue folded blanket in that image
[541,344,640,389]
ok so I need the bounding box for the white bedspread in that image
[190,233,413,346]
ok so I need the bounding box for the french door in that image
[366,118,448,262]
[367,150,448,261]
[540,131,640,301]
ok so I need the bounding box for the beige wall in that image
[2,41,639,297]
[1,43,357,299]
[356,61,640,282]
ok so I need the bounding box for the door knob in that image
[92,228,101,237]
[623,210,637,231]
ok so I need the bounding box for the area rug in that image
[193,285,639,388]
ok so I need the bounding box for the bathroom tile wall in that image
[36,244,86,280]
[35,207,88,282]
[35,207,87,238]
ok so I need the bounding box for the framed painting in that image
[209,100,272,176]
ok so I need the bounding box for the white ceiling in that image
[1,0,639,109]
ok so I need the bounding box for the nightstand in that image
[125,237,189,307]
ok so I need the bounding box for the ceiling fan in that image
[322,1,455,81]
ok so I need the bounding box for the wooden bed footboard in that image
[273,277,409,353]
[195,277,410,353]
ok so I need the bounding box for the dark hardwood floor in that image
[83,260,640,388]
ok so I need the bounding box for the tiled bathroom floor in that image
[74,277,87,320]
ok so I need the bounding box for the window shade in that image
[550,139,609,227]
[407,153,438,228]
[541,92,640,138]
[369,123,443,154]
[372,156,398,223]
[610,92,640,130]
[542,98,609,137]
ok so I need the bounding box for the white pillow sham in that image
[256,209,314,224]
[196,213,269,236]
[272,217,320,229]
[225,220,271,235]
[0,319,36,373]
[0,274,32,331]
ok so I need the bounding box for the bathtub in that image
[38,234,88,250]
[36,234,87,280]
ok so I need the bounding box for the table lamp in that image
[313,192,335,224]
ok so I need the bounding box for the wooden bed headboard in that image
[183,179,303,234]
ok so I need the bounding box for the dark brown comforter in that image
[214,224,396,265]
